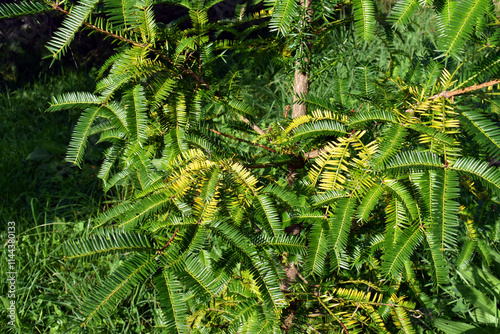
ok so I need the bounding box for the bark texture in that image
[291,0,312,119]
[292,69,310,118]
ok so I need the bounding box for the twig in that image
[245,162,278,169]
[303,148,327,159]
[306,324,322,334]
[318,297,350,334]
[236,115,265,135]
[296,268,311,285]
[158,229,178,254]
[210,129,276,153]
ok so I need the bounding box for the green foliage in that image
[46,0,101,59]
[0,0,49,18]
[353,0,376,41]
[4,0,500,332]
[439,0,491,58]
[434,248,500,333]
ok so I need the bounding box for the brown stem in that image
[210,129,276,153]
[293,69,309,118]
[292,0,313,119]
[404,79,500,114]
[158,229,178,254]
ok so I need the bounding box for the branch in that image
[210,129,276,153]
[404,79,500,114]
[430,79,500,100]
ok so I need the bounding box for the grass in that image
[0,68,101,226]
[0,69,156,333]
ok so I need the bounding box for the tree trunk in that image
[292,0,312,119]
[292,69,309,118]
[283,1,313,331]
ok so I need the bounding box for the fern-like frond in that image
[102,167,132,192]
[230,162,258,192]
[390,297,415,333]
[98,145,122,181]
[382,226,423,279]
[266,0,298,36]
[451,157,500,196]
[320,287,415,333]
[403,261,433,308]
[304,221,329,276]
[114,193,171,229]
[262,184,301,208]
[125,85,149,145]
[462,110,500,158]
[199,167,220,202]
[154,271,190,333]
[408,123,456,146]
[0,1,50,19]
[48,92,102,112]
[96,73,136,100]
[429,169,459,252]
[296,94,341,114]
[371,124,408,171]
[225,299,260,332]
[46,0,100,59]
[384,198,410,250]
[66,106,102,167]
[356,182,385,222]
[388,0,420,29]
[179,255,225,298]
[329,197,357,271]
[138,5,158,44]
[439,0,490,57]
[424,232,450,289]
[456,239,477,269]
[310,189,348,207]
[289,120,347,142]
[82,253,157,326]
[385,151,443,174]
[384,180,419,222]
[151,77,177,108]
[309,137,353,190]
[256,233,307,255]
[209,220,285,311]
[353,0,376,41]
[103,0,138,31]
[457,56,500,90]
[102,101,128,131]
[348,110,399,128]
[63,230,154,260]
